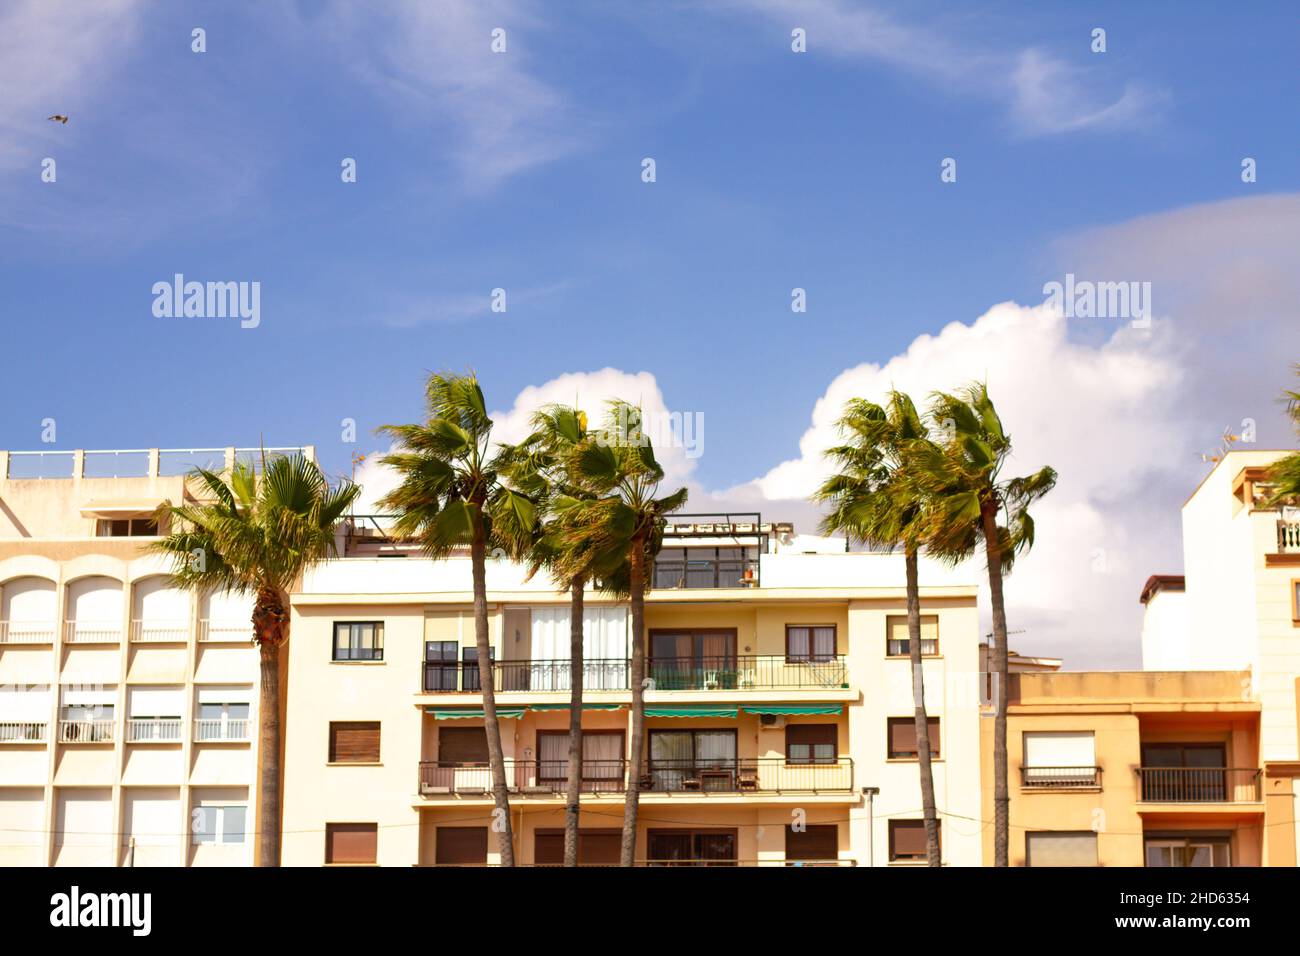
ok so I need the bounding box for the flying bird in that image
[47,114,69,124]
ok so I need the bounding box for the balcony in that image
[63,621,121,644]
[1136,768,1262,803]
[0,621,56,644]
[130,620,189,643]
[126,718,183,742]
[199,619,254,643]
[194,718,250,742]
[417,757,854,797]
[420,656,850,694]
[0,721,48,742]
[58,719,115,743]
[1020,766,1103,790]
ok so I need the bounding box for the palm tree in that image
[814,391,942,865]
[549,402,687,866]
[1265,364,1300,505]
[377,372,537,867]
[921,384,1057,867]
[150,453,359,867]
[499,404,598,866]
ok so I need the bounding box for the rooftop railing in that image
[0,447,313,480]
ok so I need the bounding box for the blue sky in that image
[3,1,1298,665]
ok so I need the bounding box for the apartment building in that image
[985,450,1300,866]
[280,514,986,866]
[0,448,297,866]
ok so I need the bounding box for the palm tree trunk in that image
[251,588,287,867]
[905,548,940,867]
[563,577,585,867]
[471,524,515,866]
[981,499,1010,868]
[620,537,646,866]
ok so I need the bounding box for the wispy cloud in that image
[370,280,574,327]
[311,0,582,191]
[726,0,1165,136]
[0,0,144,171]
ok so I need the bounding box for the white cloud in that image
[726,0,1163,136]
[314,0,580,190]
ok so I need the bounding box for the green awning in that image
[644,705,739,718]
[527,703,624,712]
[425,708,526,719]
[742,705,843,716]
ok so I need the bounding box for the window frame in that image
[536,729,626,783]
[1025,830,1099,867]
[324,822,378,865]
[885,614,939,658]
[328,720,381,764]
[888,819,938,862]
[784,624,837,663]
[191,804,247,846]
[333,621,384,662]
[785,723,837,765]
[886,716,941,760]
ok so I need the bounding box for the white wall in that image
[1140,589,1190,670]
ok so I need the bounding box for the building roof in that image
[1139,573,1185,605]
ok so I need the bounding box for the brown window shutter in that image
[534,831,564,865]
[435,827,488,865]
[785,824,838,861]
[439,727,489,764]
[329,722,380,762]
[889,820,937,860]
[534,829,621,865]
[326,823,377,864]
[785,724,836,748]
[887,717,940,758]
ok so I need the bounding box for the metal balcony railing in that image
[63,621,121,644]
[422,659,631,693]
[194,718,250,742]
[1136,767,1262,803]
[130,620,189,643]
[417,757,855,796]
[1020,766,1103,789]
[0,721,48,742]
[59,720,115,743]
[126,718,183,742]
[420,655,850,693]
[0,621,57,644]
[648,655,849,690]
[199,620,254,643]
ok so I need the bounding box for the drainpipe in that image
[862,787,879,866]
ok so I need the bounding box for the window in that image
[438,727,488,765]
[648,729,737,790]
[786,625,836,662]
[1144,835,1230,867]
[96,517,158,537]
[195,700,250,741]
[786,724,836,764]
[648,630,737,689]
[1140,743,1228,801]
[333,621,383,661]
[786,824,838,863]
[537,731,624,789]
[329,721,380,763]
[887,717,940,759]
[461,646,494,691]
[435,827,487,866]
[1026,831,1098,866]
[646,829,737,865]
[886,615,938,656]
[534,829,621,865]
[1022,732,1097,787]
[424,641,458,691]
[325,823,377,864]
[888,819,938,862]
[192,805,246,845]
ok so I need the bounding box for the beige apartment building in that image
[0,448,304,866]
[281,515,987,866]
[985,450,1300,867]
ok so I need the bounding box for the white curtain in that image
[529,607,629,690]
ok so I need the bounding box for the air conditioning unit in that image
[758,713,785,730]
